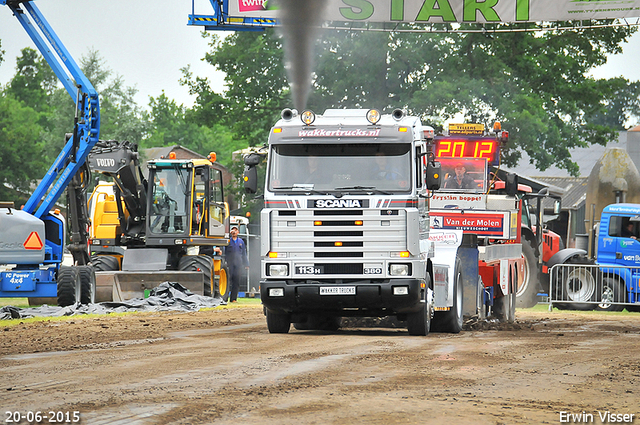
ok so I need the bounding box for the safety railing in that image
[549,263,640,312]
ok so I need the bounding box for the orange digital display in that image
[434,139,499,163]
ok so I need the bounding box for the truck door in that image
[603,215,640,266]
[208,168,226,238]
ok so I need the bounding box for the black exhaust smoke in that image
[276,0,329,112]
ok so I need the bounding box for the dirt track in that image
[1,306,639,425]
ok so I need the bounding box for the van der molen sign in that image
[231,0,640,23]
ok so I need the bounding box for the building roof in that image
[503,132,628,179]
[533,176,588,210]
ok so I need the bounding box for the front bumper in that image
[260,278,423,316]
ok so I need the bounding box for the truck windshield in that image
[268,143,412,193]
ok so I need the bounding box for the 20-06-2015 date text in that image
[5,411,80,423]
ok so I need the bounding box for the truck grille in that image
[270,208,406,276]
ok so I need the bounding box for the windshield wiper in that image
[272,185,333,196]
[334,186,392,195]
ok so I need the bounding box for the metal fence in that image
[549,263,640,312]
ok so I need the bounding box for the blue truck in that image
[549,203,640,312]
[0,0,100,305]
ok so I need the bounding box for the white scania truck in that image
[243,109,521,335]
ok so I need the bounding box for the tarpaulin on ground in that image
[0,282,225,320]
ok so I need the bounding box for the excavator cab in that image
[146,159,228,245]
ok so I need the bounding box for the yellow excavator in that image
[87,140,229,301]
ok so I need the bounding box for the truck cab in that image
[246,108,443,335]
[597,204,640,267]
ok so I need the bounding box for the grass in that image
[0,298,31,308]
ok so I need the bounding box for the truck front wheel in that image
[407,275,433,336]
[596,277,625,312]
[266,309,291,334]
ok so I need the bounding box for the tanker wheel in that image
[516,238,540,308]
[178,255,214,297]
[57,266,80,307]
[90,255,120,271]
[217,265,229,300]
[596,277,625,312]
[77,265,96,305]
[266,309,291,334]
[431,258,463,333]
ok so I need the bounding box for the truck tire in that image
[91,255,120,271]
[407,274,433,336]
[178,255,214,297]
[516,238,540,308]
[596,277,625,312]
[555,257,596,311]
[431,259,463,333]
[57,266,80,307]
[494,290,516,323]
[78,265,96,304]
[266,309,291,333]
[477,276,487,319]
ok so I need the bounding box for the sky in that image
[0,0,226,108]
[1,0,639,109]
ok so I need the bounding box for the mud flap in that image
[458,234,479,317]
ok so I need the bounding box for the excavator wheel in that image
[217,265,229,300]
[91,255,120,271]
[57,266,80,307]
[178,255,214,297]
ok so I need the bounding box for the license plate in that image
[320,286,356,295]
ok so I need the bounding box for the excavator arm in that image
[87,140,148,245]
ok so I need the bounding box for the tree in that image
[0,93,47,202]
[143,91,237,165]
[6,47,57,114]
[37,49,148,161]
[183,32,290,147]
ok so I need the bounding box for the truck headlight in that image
[389,264,410,276]
[268,264,288,277]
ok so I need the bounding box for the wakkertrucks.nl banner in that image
[231,0,640,24]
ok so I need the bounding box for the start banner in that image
[231,0,640,23]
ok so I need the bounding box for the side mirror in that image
[244,165,258,194]
[244,153,262,167]
[426,161,441,191]
[553,199,562,215]
[505,173,518,197]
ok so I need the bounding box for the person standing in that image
[225,226,249,302]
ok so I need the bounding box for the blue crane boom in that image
[3,0,100,218]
